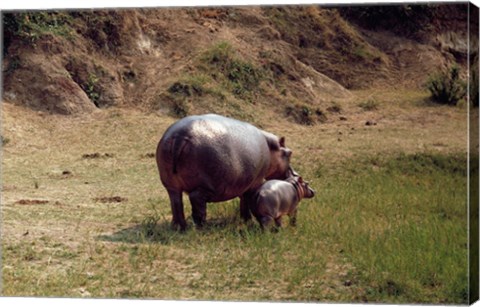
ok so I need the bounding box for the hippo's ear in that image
[279,136,286,147]
[298,176,304,183]
[284,148,292,158]
[263,131,280,151]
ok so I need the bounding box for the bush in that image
[358,99,380,111]
[1,135,10,146]
[200,41,264,101]
[3,12,73,52]
[84,73,100,106]
[165,82,193,118]
[285,103,327,125]
[172,100,190,118]
[426,65,466,105]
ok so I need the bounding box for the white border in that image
[1,1,479,307]
[0,0,478,10]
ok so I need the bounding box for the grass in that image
[1,92,471,303]
[358,99,380,111]
[315,152,468,303]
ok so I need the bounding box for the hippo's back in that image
[156,114,271,201]
[254,180,294,204]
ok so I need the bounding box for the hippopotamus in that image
[156,114,293,230]
[250,176,315,229]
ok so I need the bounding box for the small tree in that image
[426,65,466,105]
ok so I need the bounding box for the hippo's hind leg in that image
[188,189,208,228]
[274,217,283,228]
[240,192,253,222]
[288,209,297,226]
[167,189,187,231]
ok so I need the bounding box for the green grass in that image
[314,152,468,303]
[4,151,467,302]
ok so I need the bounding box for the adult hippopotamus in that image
[156,114,293,230]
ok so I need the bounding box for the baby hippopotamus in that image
[250,176,315,229]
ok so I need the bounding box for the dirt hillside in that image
[2,3,478,120]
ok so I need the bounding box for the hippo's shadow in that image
[96,215,258,244]
[96,220,175,245]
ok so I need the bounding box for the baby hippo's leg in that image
[274,217,283,228]
[258,215,274,230]
[288,209,297,227]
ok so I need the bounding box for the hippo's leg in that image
[188,189,208,228]
[258,215,274,230]
[240,192,253,222]
[274,217,283,228]
[288,209,297,226]
[167,189,187,231]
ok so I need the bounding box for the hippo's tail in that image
[171,136,189,174]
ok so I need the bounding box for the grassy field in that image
[1,90,473,303]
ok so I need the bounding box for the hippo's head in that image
[265,136,293,180]
[288,176,315,199]
[299,177,315,199]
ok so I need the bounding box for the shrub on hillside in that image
[285,104,327,125]
[200,41,264,101]
[358,99,380,111]
[426,65,466,105]
[3,12,73,54]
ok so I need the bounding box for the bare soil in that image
[2,4,475,116]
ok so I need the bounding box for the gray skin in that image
[156,114,293,231]
[250,176,315,229]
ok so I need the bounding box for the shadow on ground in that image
[96,221,176,244]
[96,215,261,244]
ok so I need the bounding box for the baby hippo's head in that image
[288,175,315,199]
[299,177,315,199]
